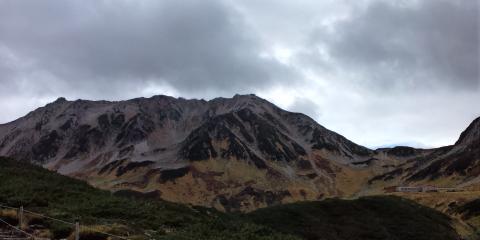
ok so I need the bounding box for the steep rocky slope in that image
[0,94,374,211]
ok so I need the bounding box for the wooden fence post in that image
[18,206,24,230]
[75,219,80,240]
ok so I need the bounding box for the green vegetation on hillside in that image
[246,197,458,240]
[0,157,300,239]
[0,157,460,239]
[0,157,206,228]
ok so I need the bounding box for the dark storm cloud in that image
[307,0,479,91]
[0,0,291,97]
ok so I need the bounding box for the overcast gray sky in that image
[0,0,478,148]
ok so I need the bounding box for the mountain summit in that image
[0,95,478,211]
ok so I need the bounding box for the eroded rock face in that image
[0,94,478,211]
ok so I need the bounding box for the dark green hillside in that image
[0,157,299,239]
[245,197,459,240]
[0,157,206,227]
[0,157,459,240]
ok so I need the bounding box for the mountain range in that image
[0,94,478,211]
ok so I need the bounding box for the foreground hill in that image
[0,157,461,240]
[0,94,478,211]
[246,197,460,240]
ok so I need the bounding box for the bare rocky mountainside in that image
[0,94,478,211]
[366,117,480,193]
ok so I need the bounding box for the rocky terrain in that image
[0,94,478,212]
[365,117,480,193]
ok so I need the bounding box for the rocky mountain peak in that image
[1,94,370,167]
[55,97,68,103]
[455,117,480,146]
